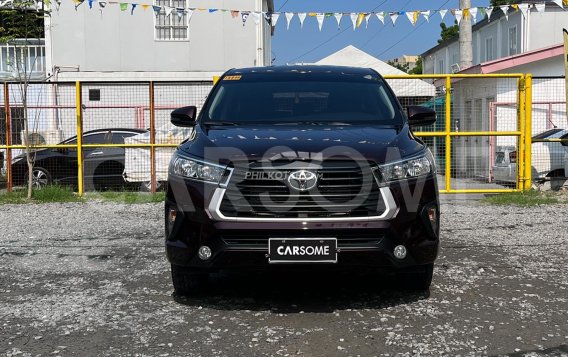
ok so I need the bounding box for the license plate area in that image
[268,238,337,264]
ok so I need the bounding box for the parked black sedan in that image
[11,128,147,190]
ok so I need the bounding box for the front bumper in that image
[164,175,440,272]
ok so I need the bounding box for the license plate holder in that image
[268,238,337,264]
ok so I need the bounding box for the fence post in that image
[75,81,84,196]
[149,81,156,194]
[3,82,12,192]
[524,74,532,191]
[517,76,526,191]
[444,76,452,192]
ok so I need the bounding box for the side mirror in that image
[407,106,436,128]
[171,106,197,127]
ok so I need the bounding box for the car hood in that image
[178,124,426,165]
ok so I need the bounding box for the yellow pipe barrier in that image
[0,144,180,150]
[440,189,522,194]
[524,74,533,191]
[444,76,451,193]
[76,81,84,196]
[384,73,526,79]
[517,75,526,190]
[414,131,523,137]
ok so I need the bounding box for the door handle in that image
[90,151,104,156]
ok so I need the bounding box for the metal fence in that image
[0,75,536,195]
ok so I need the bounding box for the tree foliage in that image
[408,57,422,75]
[387,60,409,73]
[438,22,459,44]
[0,2,44,43]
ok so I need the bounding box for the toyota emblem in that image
[288,170,318,191]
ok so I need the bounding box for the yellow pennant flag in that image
[356,13,365,28]
[141,4,150,10]
[463,8,469,20]
[308,12,317,17]
[564,0,568,5]
[511,4,519,10]
[413,11,419,24]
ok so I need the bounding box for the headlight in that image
[375,152,434,183]
[11,156,25,165]
[170,154,230,185]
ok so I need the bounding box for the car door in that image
[82,132,112,188]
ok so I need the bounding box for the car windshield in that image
[203,77,402,125]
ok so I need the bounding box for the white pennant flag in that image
[534,3,545,14]
[365,13,372,28]
[251,12,261,24]
[500,5,509,20]
[552,0,564,9]
[334,13,342,29]
[298,12,307,28]
[350,13,358,30]
[186,8,194,23]
[454,9,463,25]
[421,10,431,23]
[271,13,280,27]
[518,3,530,18]
[389,12,399,26]
[405,11,415,25]
[469,7,478,22]
[439,9,448,20]
[285,12,294,30]
[176,8,184,19]
[165,6,173,17]
[316,13,325,31]
[485,7,494,21]
[375,12,385,24]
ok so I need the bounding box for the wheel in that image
[171,265,209,296]
[397,263,434,291]
[25,167,52,189]
[140,180,162,192]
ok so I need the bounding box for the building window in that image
[154,0,188,41]
[437,59,445,73]
[485,37,493,61]
[508,26,517,56]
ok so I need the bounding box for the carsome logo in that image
[287,170,318,191]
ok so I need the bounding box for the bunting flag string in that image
[35,0,566,29]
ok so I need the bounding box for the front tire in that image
[26,167,52,189]
[171,265,209,296]
[397,263,434,291]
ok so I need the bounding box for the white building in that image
[420,1,567,179]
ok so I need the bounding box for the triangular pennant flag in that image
[285,12,294,30]
[454,9,463,25]
[334,13,342,29]
[365,13,372,28]
[500,5,509,21]
[141,4,149,10]
[241,11,250,26]
[439,9,448,20]
[130,3,136,15]
[208,8,217,13]
[518,3,529,18]
[478,7,486,18]
[485,7,493,20]
[271,12,280,27]
[165,6,173,17]
[308,12,317,17]
[511,4,519,11]
[98,1,107,8]
[356,13,365,28]
[375,12,384,24]
[469,7,478,22]
[186,9,193,22]
[119,2,127,11]
[350,13,358,30]
[421,10,431,23]
[405,11,414,25]
[73,0,84,10]
[316,13,325,31]
[87,0,92,9]
[298,12,307,28]
[176,7,184,19]
[534,3,545,13]
[552,0,563,8]
[230,10,239,18]
[251,12,261,24]
[152,5,160,15]
[389,12,399,26]
[463,8,470,21]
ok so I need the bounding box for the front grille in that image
[219,162,386,219]
[222,232,384,248]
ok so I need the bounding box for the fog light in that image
[167,207,177,234]
[393,245,407,260]
[198,246,212,260]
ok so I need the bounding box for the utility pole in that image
[459,0,473,69]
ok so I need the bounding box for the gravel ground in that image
[0,198,567,356]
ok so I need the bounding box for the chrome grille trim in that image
[207,186,398,222]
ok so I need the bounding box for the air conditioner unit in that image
[20,129,64,146]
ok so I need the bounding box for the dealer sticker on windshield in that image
[268,238,337,264]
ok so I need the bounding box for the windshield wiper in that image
[273,121,351,126]
[201,121,238,126]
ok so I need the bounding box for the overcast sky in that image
[271,0,492,65]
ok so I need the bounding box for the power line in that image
[283,0,390,64]
[277,0,290,12]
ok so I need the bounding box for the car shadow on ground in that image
[172,271,430,313]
